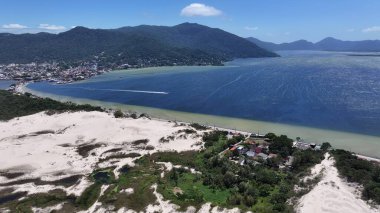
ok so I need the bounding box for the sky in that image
[1,0,380,43]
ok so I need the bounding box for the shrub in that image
[114,110,124,118]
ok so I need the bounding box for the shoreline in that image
[19,83,380,159]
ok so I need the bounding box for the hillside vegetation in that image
[0,23,277,66]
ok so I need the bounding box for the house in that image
[257,153,269,160]
[255,147,262,154]
[237,146,248,155]
[293,141,311,150]
[250,133,266,138]
[230,146,238,151]
[285,156,294,167]
[245,138,256,144]
[315,145,321,151]
[246,150,256,158]
[268,153,278,159]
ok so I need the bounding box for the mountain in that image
[246,37,279,51]
[0,23,277,66]
[116,23,277,59]
[247,37,380,52]
[315,37,380,52]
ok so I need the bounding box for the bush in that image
[114,110,124,118]
[190,123,208,130]
[332,149,380,205]
[321,142,332,151]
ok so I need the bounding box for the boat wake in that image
[66,87,169,95]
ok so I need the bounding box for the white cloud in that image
[347,28,355,32]
[181,3,222,17]
[284,32,291,36]
[362,26,380,33]
[2,23,28,29]
[244,26,258,31]
[38,24,66,31]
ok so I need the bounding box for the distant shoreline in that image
[346,54,380,57]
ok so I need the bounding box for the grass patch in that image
[150,151,199,168]
[3,189,69,212]
[99,156,159,211]
[158,172,230,210]
[75,183,102,209]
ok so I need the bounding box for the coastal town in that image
[0,61,110,85]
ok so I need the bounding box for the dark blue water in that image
[28,51,380,136]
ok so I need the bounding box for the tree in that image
[269,135,294,158]
[244,195,256,206]
[223,171,236,187]
[265,133,277,140]
[321,142,332,151]
[113,110,124,118]
[169,168,179,186]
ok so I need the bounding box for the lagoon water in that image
[26,51,380,157]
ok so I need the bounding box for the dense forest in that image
[0,23,277,66]
[0,90,103,120]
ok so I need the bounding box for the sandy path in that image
[297,153,379,213]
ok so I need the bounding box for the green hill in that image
[0,23,277,66]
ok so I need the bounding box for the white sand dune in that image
[297,153,380,213]
[0,111,203,196]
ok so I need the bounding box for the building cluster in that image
[0,62,110,84]
[224,133,321,168]
[227,136,274,166]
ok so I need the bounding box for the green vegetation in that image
[331,149,380,204]
[154,131,326,212]
[158,170,230,210]
[113,110,124,118]
[321,142,332,151]
[0,23,277,67]
[0,90,103,120]
[98,157,159,212]
[5,190,69,213]
[266,133,294,157]
[292,149,325,173]
[76,183,102,209]
[189,123,209,131]
[0,130,329,212]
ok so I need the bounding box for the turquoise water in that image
[28,51,380,137]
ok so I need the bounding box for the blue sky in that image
[1,0,380,43]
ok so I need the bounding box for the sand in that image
[297,153,380,213]
[1,111,379,213]
[0,111,203,197]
